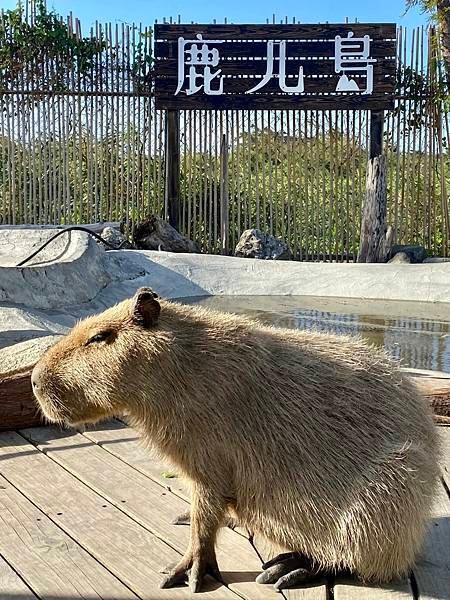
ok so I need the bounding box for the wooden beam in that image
[164,109,180,230]
[220,134,229,255]
[369,110,384,159]
[156,95,395,112]
[155,23,397,40]
[357,155,393,263]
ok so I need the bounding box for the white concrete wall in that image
[111,250,450,304]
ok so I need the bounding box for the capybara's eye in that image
[85,331,113,346]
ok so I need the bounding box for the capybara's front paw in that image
[160,551,221,593]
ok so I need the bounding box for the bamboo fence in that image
[0,9,449,259]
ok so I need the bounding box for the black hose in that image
[16,226,126,267]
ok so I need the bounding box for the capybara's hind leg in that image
[256,552,325,590]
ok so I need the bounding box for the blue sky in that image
[3,0,429,31]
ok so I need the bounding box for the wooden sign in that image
[154,24,397,111]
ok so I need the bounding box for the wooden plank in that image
[285,582,328,600]
[334,579,413,600]
[156,58,396,78]
[82,420,191,499]
[156,95,395,111]
[410,372,450,418]
[0,431,236,600]
[412,482,450,600]
[21,426,281,600]
[0,474,137,600]
[0,554,37,600]
[21,426,192,545]
[154,24,397,41]
[155,77,396,95]
[155,41,397,60]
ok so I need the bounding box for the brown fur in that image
[32,288,440,586]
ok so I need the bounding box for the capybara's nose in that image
[31,362,43,393]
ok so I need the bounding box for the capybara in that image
[31,287,440,592]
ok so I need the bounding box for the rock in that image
[388,252,411,264]
[235,229,292,260]
[101,226,132,249]
[389,244,427,263]
[133,215,198,253]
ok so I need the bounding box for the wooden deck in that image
[0,420,449,600]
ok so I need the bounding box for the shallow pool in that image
[180,296,450,373]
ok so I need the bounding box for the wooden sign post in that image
[155,23,397,253]
[369,110,384,159]
[356,108,391,263]
[164,109,180,230]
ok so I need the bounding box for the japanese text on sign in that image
[175,32,376,97]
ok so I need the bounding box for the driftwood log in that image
[408,371,450,425]
[357,156,394,263]
[0,367,44,430]
[0,336,61,431]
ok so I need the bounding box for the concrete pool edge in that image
[114,250,450,304]
[0,229,111,309]
[1,223,449,308]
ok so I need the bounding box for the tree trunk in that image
[357,155,393,263]
[437,0,450,85]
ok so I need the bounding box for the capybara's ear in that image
[131,287,161,328]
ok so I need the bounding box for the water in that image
[180,296,450,373]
